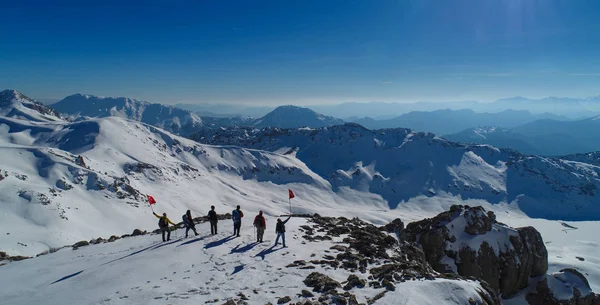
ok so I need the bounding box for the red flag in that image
[147,195,156,205]
[288,189,295,200]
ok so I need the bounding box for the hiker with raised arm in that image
[274,214,291,248]
[153,212,176,242]
[253,211,266,243]
[231,205,244,237]
[208,205,218,235]
[182,210,199,238]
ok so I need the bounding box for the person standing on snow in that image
[274,215,291,248]
[253,211,267,243]
[153,212,176,242]
[208,205,218,235]
[231,205,244,237]
[182,210,199,238]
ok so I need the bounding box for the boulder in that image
[303,272,341,293]
[131,229,144,236]
[343,274,366,290]
[277,296,292,304]
[72,240,90,249]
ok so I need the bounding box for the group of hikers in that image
[152,204,291,247]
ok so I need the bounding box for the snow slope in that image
[52,93,203,136]
[191,124,600,221]
[0,218,501,305]
[0,116,403,257]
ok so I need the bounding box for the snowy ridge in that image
[1,116,365,257]
[0,89,63,122]
[191,124,600,221]
[52,93,203,135]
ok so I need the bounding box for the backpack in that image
[182,214,188,226]
[232,210,240,222]
[158,217,167,228]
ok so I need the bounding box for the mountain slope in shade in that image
[0,90,63,122]
[443,127,544,155]
[253,105,344,128]
[191,124,600,221]
[52,94,202,135]
[446,116,600,156]
[351,109,568,135]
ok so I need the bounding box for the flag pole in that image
[289,197,291,215]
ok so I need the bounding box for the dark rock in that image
[277,296,291,304]
[576,256,585,261]
[382,279,395,291]
[108,235,120,242]
[367,291,386,305]
[343,274,366,290]
[72,240,90,249]
[463,207,494,235]
[132,229,144,236]
[303,272,341,293]
[381,218,404,233]
[221,300,236,305]
[300,289,314,297]
[330,245,348,252]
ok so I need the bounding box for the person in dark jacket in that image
[231,205,244,237]
[153,212,176,242]
[182,210,199,238]
[208,205,218,235]
[253,211,266,243]
[274,215,291,247]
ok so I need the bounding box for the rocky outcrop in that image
[293,214,501,305]
[526,269,600,305]
[403,205,549,298]
[403,205,600,304]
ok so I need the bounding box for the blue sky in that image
[2,0,600,105]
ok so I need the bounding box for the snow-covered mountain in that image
[252,105,345,129]
[191,124,600,221]
[445,116,600,156]
[0,89,63,122]
[52,93,203,135]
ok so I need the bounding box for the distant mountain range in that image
[349,109,567,135]
[175,96,600,119]
[34,92,346,133]
[14,89,600,156]
[444,116,600,156]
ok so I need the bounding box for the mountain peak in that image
[254,105,344,128]
[0,89,33,103]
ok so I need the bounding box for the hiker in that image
[208,205,218,235]
[231,205,244,237]
[253,211,266,243]
[274,215,291,248]
[182,210,199,238]
[153,212,176,242]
